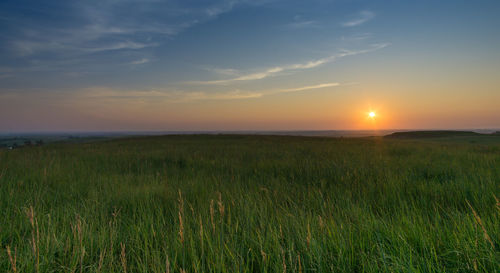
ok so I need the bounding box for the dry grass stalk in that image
[112,207,121,220]
[76,216,85,273]
[189,203,195,218]
[178,190,184,244]
[120,243,127,273]
[109,207,121,262]
[318,215,324,229]
[217,192,225,220]
[281,248,287,273]
[165,255,170,273]
[210,199,215,232]
[466,200,494,248]
[473,235,478,271]
[493,194,500,214]
[6,246,17,273]
[26,206,39,273]
[298,254,302,273]
[260,250,267,262]
[178,210,184,244]
[199,215,204,244]
[306,223,311,249]
[97,249,106,273]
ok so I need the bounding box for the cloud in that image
[341,33,372,42]
[184,90,263,101]
[130,58,150,65]
[287,20,319,29]
[76,81,339,102]
[284,14,320,29]
[0,81,339,105]
[203,67,240,76]
[85,42,158,53]
[188,43,389,85]
[342,11,375,27]
[71,88,262,103]
[0,1,260,81]
[205,0,241,17]
[4,0,248,58]
[270,82,340,94]
[9,39,157,57]
[195,67,284,84]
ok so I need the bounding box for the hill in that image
[385,130,485,139]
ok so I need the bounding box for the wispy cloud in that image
[286,14,320,29]
[205,0,241,17]
[342,10,375,27]
[270,82,340,94]
[0,82,341,128]
[341,33,372,42]
[130,58,150,65]
[287,20,319,29]
[10,39,157,57]
[0,1,258,82]
[0,81,340,104]
[203,67,240,76]
[188,43,389,85]
[4,0,248,58]
[86,42,158,53]
[76,81,340,102]
[190,67,285,85]
[183,90,264,101]
[78,87,263,102]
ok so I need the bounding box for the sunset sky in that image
[1,0,499,132]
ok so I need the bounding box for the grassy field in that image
[0,135,499,272]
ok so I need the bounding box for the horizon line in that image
[1,128,499,136]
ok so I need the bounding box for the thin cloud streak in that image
[287,20,319,29]
[1,82,340,104]
[203,67,240,76]
[130,58,150,65]
[342,10,375,27]
[188,43,389,85]
[270,82,340,94]
[81,82,340,102]
[69,88,263,103]
[85,42,158,53]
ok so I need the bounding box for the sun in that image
[368,111,376,118]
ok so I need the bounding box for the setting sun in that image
[369,111,376,118]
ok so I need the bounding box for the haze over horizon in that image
[1,0,499,132]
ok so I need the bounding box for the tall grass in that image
[0,135,499,272]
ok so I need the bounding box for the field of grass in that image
[1,135,499,272]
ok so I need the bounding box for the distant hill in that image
[384,130,486,139]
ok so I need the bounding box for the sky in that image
[1,0,499,132]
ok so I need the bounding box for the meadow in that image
[0,135,499,272]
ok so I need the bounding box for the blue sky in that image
[1,0,500,131]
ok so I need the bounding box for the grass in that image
[0,135,499,272]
